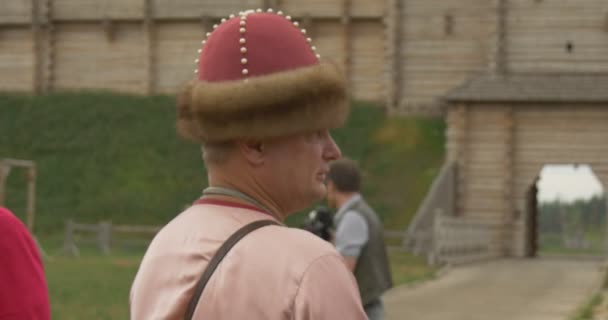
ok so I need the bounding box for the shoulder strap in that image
[184,219,280,320]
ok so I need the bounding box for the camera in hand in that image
[301,206,334,242]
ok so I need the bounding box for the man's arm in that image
[334,210,369,272]
[293,254,367,320]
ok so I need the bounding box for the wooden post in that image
[264,0,280,10]
[444,13,454,36]
[0,162,7,206]
[391,0,404,111]
[102,18,116,41]
[495,0,508,75]
[605,195,608,258]
[432,208,445,265]
[455,105,469,217]
[502,107,515,255]
[301,14,313,38]
[63,219,79,256]
[341,0,352,97]
[98,221,112,255]
[26,166,36,232]
[144,0,156,94]
[200,15,212,36]
[32,0,43,94]
[41,0,55,93]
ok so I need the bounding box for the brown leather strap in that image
[184,219,280,320]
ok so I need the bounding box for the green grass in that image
[539,233,605,256]
[572,292,605,320]
[364,117,445,228]
[388,250,437,286]
[46,254,140,320]
[41,236,435,318]
[571,261,608,320]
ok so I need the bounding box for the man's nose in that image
[324,134,341,161]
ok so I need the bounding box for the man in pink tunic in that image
[130,8,367,320]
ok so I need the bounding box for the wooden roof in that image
[444,73,608,103]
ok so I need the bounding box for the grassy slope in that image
[1,92,444,232]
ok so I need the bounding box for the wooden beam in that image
[43,0,55,93]
[503,106,515,254]
[2,159,36,167]
[102,17,116,42]
[456,104,469,217]
[144,0,156,94]
[26,166,36,232]
[1,15,382,26]
[0,164,7,206]
[301,13,313,37]
[0,160,37,231]
[265,0,281,10]
[341,0,352,97]
[200,15,212,33]
[32,0,42,94]
[391,0,404,111]
[444,13,454,36]
[495,0,508,75]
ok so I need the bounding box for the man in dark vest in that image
[326,158,393,320]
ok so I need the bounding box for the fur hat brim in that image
[177,62,349,143]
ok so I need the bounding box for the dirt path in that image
[385,258,605,320]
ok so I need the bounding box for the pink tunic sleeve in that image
[293,254,368,320]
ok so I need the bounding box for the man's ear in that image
[236,139,265,166]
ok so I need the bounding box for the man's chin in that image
[301,188,325,208]
[314,184,327,199]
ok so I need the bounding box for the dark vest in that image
[336,197,393,306]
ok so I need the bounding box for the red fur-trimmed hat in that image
[177,9,349,143]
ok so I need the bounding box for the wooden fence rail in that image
[0,0,387,104]
[432,215,500,265]
[62,219,161,256]
[62,219,407,256]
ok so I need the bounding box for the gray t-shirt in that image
[334,195,369,257]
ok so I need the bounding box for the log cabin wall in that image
[2,0,607,112]
[0,0,386,103]
[446,102,608,257]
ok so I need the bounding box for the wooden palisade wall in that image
[389,0,497,116]
[2,0,608,114]
[388,0,608,115]
[0,0,387,103]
